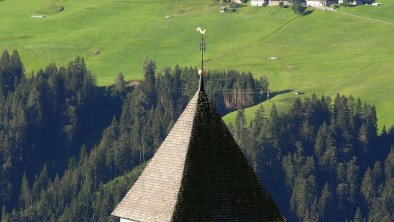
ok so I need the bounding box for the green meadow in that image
[1,0,393,128]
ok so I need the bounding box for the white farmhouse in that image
[337,0,359,5]
[306,0,324,7]
[307,0,341,7]
[251,0,266,6]
[267,0,291,6]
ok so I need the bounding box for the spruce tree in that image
[0,50,11,95]
[319,183,334,221]
[10,50,24,85]
[141,58,157,109]
[114,73,126,94]
[19,174,31,209]
[292,0,306,15]
[353,207,363,222]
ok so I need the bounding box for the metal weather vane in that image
[196,27,206,91]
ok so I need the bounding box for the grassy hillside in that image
[1,0,393,128]
[223,1,394,130]
[0,0,295,84]
[339,0,394,23]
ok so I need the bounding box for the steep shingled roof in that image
[112,87,285,221]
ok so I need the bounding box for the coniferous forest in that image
[0,50,393,221]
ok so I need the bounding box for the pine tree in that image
[1,206,9,222]
[289,98,304,130]
[336,182,350,216]
[358,122,370,157]
[282,154,295,188]
[173,65,181,98]
[309,198,320,221]
[384,147,394,180]
[319,183,334,221]
[292,0,306,15]
[235,108,246,143]
[321,146,338,177]
[372,161,383,190]
[314,123,328,160]
[361,167,376,204]
[267,102,280,141]
[347,157,360,203]
[300,120,314,154]
[378,178,394,221]
[141,58,157,109]
[32,165,49,197]
[114,73,126,94]
[10,50,24,85]
[19,174,31,210]
[0,50,12,95]
[290,157,316,221]
[353,207,363,222]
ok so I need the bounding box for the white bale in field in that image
[31,15,46,19]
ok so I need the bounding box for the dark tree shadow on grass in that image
[302,9,314,16]
[270,89,294,98]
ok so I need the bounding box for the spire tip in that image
[197,27,206,92]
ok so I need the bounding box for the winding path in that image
[337,11,394,27]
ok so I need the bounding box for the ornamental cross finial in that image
[196,27,206,92]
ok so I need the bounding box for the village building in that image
[251,0,266,6]
[337,0,359,5]
[112,31,284,222]
[250,0,368,7]
[251,0,294,7]
[306,0,341,7]
[268,0,291,6]
[306,0,325,7]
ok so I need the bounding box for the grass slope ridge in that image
[1,0,393,128]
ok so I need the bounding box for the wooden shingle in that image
[112,88,285,221]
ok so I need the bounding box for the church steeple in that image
[197,27,206,92]
[111,27,285,222]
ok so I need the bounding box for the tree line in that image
[0,52,268,221]
[230,94,394,221]
[1,50,392,221]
